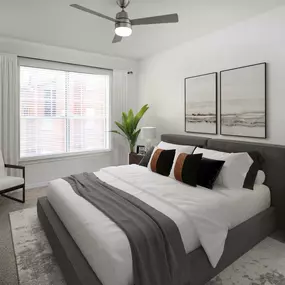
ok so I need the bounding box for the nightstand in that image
[129,153,144,165]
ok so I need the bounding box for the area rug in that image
[10,207,285,285]
[208,237,285,285]
[9,207,66,285]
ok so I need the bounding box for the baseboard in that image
[26,181,49,190]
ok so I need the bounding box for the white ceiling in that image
[0,0,284,59]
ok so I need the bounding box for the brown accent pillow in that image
[150,149,176,176]
[173,153,203,187]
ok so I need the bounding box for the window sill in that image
[19,149,112,165]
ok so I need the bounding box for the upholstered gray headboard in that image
[161,134,285,229]
[161,134,209,148]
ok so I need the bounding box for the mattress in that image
[47,165,270,285]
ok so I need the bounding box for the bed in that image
[37,134,285,285]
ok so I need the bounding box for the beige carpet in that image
[0,188,47,285]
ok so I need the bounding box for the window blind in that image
[19,59,111,159]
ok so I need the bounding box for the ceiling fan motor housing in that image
[116,10,132,26]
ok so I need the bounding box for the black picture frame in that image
[184,72,218,135]
[136,145,146,155]
[220,62,267,139]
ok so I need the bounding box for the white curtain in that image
[0,54,19,175]
[112,70,129,165]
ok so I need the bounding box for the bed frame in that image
[37,134,285,285]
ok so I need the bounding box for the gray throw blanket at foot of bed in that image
[63,172,187,285]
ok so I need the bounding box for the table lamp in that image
[141,127,156,151]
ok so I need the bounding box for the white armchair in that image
[0,151,25,203]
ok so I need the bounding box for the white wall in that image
[24,152,113,188]
[0,37,138,188]
[138,5,285,145]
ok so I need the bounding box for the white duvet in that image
[47,165,270,285]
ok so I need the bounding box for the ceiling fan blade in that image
[131,13,178,25]
[70,4,116,23]
[112,34,123,43]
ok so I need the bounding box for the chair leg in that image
[1,186,25,204]
[23,185,25,203]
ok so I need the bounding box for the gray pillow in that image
[243,151,264,190]
[139,147,154,167]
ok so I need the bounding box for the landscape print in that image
[220,63,266,138]
[185,73,217,134]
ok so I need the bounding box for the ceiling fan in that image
[70,0,179,43]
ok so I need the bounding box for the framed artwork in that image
[220,63,266,138]
[136,145,146,155]
[185,72,217,134]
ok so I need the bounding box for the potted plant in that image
[111,104,149,162]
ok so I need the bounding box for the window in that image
[20,59,111,159]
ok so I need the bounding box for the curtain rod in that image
[18,55,133,75]
[19,56,132,74]
[19,55,112,71]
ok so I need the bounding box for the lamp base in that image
[145,139,153,152]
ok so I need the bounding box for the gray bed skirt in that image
[37,197,276,285]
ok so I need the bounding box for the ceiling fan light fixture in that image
[115,22,132,37]
[115,26,132,37]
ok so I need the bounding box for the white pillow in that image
[147,142,196,177]
[255,170,266,185]
[155,141,195,152]
[194,147,230,161]
[194,147,253,189]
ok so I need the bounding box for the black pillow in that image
[243,151,264,190]
[173,153,203,187]
[150,149,175,176]
[139,147,154,167]
[197,157,225,189]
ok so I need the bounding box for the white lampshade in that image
[141,127,156,140]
